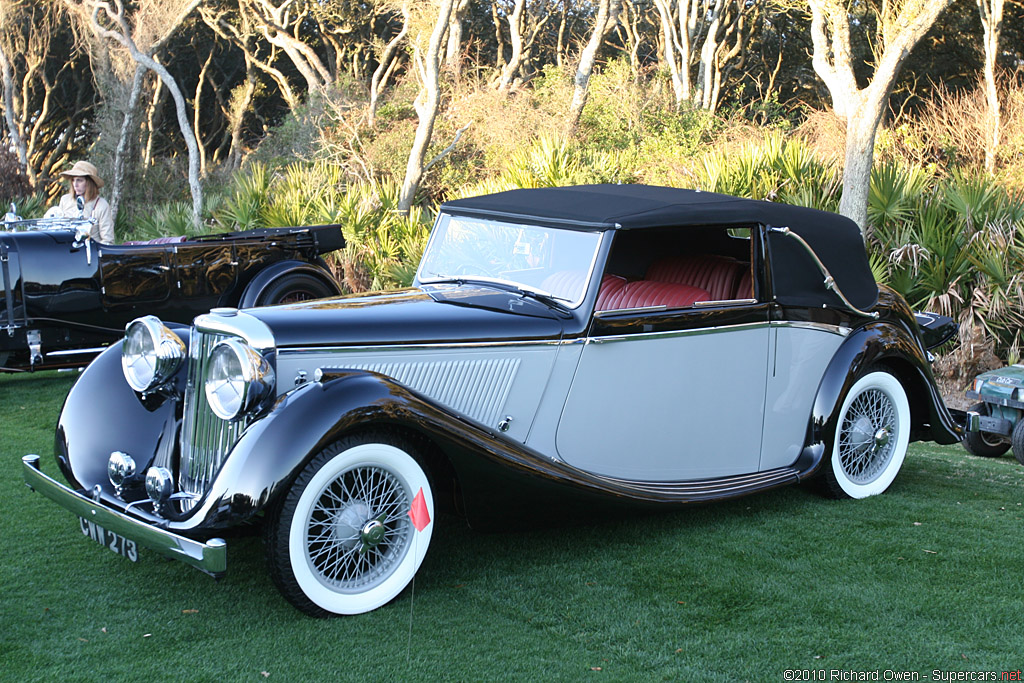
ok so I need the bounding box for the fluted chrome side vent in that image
[178,329,251,511]
[325,357,521,428]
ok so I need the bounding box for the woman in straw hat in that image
[53,161,115,243]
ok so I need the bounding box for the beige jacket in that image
[57,194,115,243]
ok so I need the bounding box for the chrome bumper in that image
[22,454,226,576]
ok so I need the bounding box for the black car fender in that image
[800,322,962,479]
[55,339,185,500]
[237,260,340,308]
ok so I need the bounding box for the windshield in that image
[416,213,604,308]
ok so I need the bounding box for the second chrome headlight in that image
[122,316,186,392]
[205,338,275,420]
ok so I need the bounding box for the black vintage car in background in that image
[1,216,344,371]
[23,185,964,617]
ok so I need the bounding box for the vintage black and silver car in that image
[1,215,343,371]
[23,184,964,616]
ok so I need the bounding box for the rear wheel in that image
[255,273,335,305]
[265,432,434,616]
[821,367,911,499]
[962,402,1011,457]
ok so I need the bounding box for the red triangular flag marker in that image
[408,487,430,532]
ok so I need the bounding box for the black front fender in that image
[806,323,962,469]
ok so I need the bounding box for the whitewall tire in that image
[266,433,434,616]
[823,368,911,499]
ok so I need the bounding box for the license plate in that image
[79,517,138,562]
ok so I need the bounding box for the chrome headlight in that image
[122,316,186,392]
[205,339,275,420]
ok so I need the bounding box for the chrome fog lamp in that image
[205,339,275,420]
[146,466,173,507]
[122,316,186,392]
[107,451,136,490]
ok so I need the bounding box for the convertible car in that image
[22,184,963,617]
[1,216,343,371]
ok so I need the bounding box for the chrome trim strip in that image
[588,321,771,344]
[771,320,851,337]
[694,298,757,306]
[282,338,566,356]
[22,455,226,576]
[45,346,109,357]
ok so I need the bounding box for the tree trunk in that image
[398,0,457,213]
[979,0,1003,174]
[568,0,618,131]
[0,45,28,175]
[89,2,204,228]
[110,64,146,227]
[369,6,409,128]
[838,95,886,232]
[497,0,526,92]
[807,0,955,234]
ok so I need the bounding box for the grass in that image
[2,371,1024,681]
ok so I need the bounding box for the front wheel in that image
[962,402,1011,458]
[265,433,434,616]
[821,367,911,499]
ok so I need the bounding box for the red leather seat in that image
[597,280,709,311]
[734,269,753,299]
[645,255,743,301]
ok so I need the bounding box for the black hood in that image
[244,284,567,348]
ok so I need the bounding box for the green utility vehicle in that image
[964,364,1024,464]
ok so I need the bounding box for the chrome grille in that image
[178,329,252,511]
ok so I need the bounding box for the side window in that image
[597,226,755,312]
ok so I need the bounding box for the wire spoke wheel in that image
[823,367,910,499]
[305,464,412,592]
[837,387,896,484]
[266,433,433,616]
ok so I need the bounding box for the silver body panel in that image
[759,323,847,470]
[554,324,770,480]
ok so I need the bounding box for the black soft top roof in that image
[442,184,879,310]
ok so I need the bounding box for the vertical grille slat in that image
[178,330,253,511]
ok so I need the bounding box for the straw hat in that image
[60,161,105,189]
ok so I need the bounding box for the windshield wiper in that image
[422,276,574,313]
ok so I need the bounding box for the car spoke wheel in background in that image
[962,402,1011,458]
[265,433,433,616]
[256,273,335,306]
[822,367,910,499]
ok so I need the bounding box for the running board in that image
[594,466,802,502]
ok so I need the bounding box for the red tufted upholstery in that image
[645,255,744,301]
[597,280,709,311]
[734,269,753,299]
[595,274,628,308]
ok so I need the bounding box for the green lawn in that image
[2,370,1023,682]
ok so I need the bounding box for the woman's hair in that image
[66,176,99,203]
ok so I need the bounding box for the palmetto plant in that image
[693,132,840,211]
[329,180,433,292]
